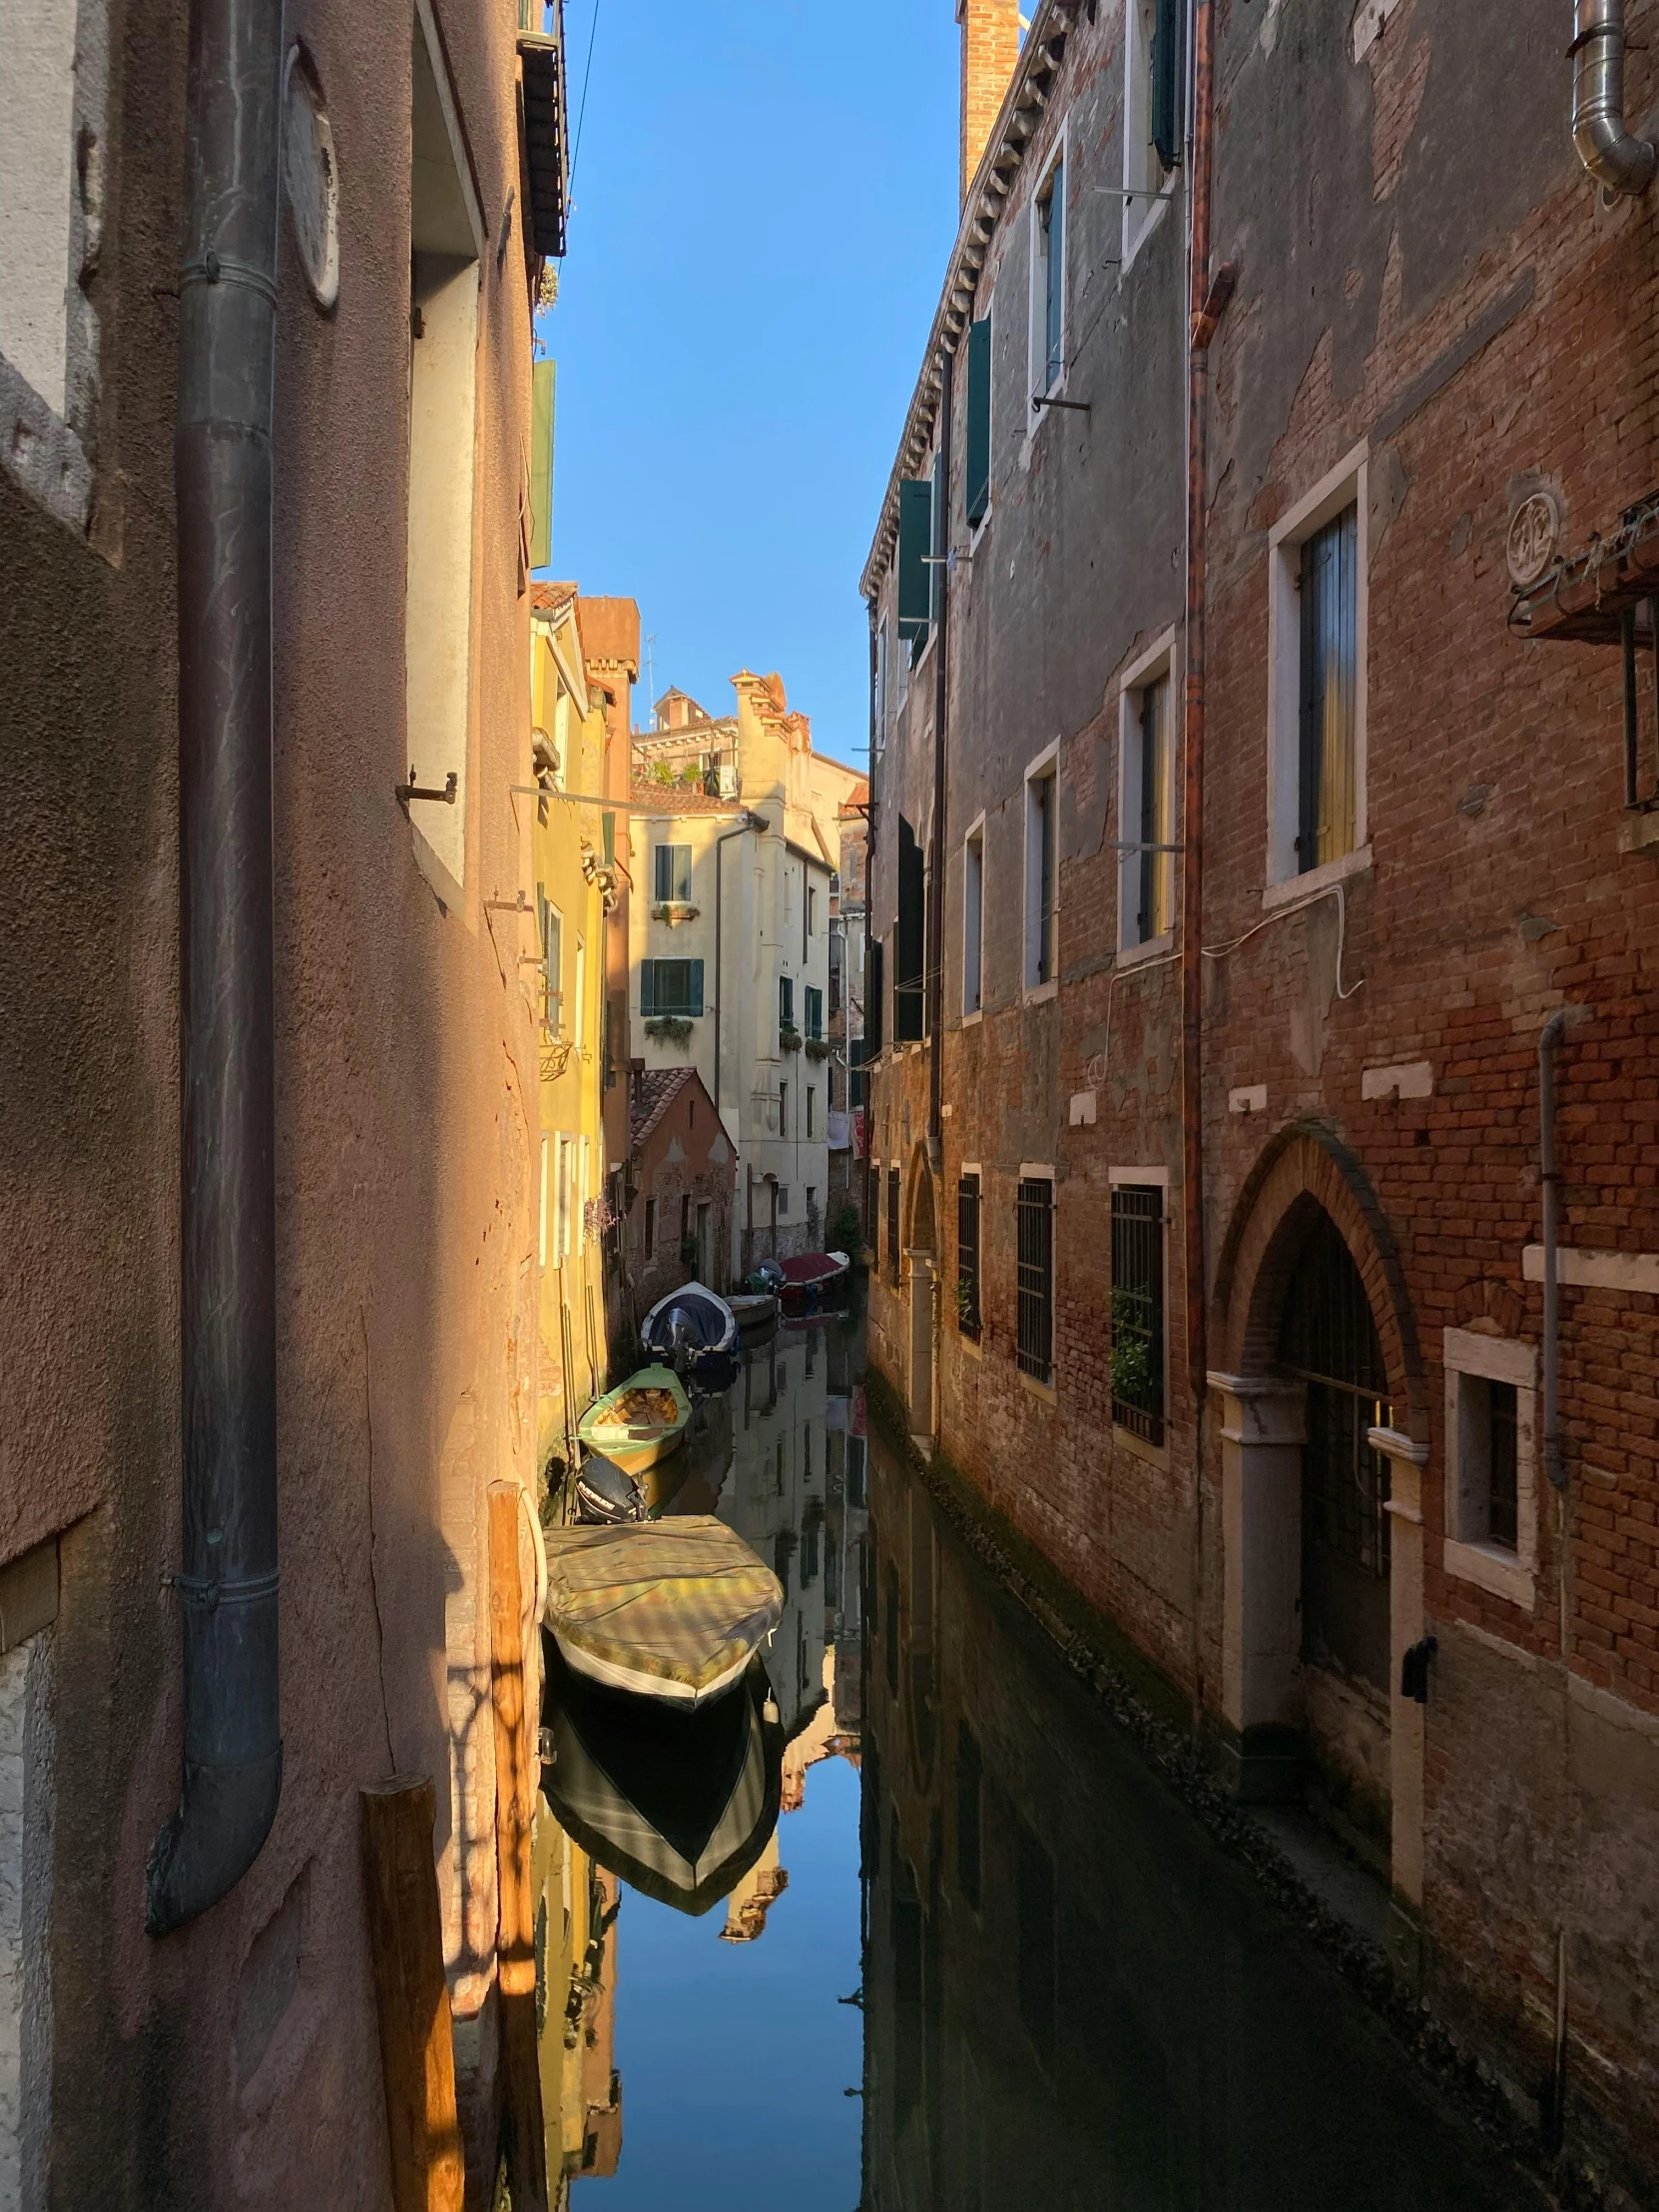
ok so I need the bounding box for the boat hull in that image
[576,1365,692,1475]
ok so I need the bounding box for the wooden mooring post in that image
[489,1479,549,2212]
[359,1775,466,2212]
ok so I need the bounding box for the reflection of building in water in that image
[719,1836,790,1942]
[726,1328,832,1735]
[530,1807,623,2192]
[859,1434,1521,2212]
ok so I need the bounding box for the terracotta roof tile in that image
[630,1066,696,1149]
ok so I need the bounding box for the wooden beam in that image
[360,1776,466,2212]
[489,1480,549,2212]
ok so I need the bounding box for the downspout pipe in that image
[1572,0,1656,199]
[147,0,284,1935]
[926,348,952,1176]
[1539,1011,1570,1493]
[1182,0,1218,1738]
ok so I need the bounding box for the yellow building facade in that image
[529,586,617,1476]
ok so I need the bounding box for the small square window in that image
[1443,1328,1537,1611]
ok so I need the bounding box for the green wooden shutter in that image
[530,358,556,568]
[641,960,656,1015]
[896,478,932,644]
[689,959,705,1017]
[965,318,991,527]
[1152,0,1185,172]
[930,447,946,625]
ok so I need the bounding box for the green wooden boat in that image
[576,1365,691,1476]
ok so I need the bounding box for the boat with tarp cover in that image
[541,1516,784,1706]
[575,1364,690,1475]
[639,1281,740,1389]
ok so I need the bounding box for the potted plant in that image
[805,1036,831,1062]
[779,1025,803,1053]
[644,1015,695,1049]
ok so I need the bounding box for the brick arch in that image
[904,1145,937,1256]
[1212,1119,1427,1440]
[1450,1274,1529,1339]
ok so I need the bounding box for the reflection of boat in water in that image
[543,1517,783,1706]
[640,1282,740,1392]
[576,1366,691,1476]
[729,1290,780,1334]
[541,1641,785,1917]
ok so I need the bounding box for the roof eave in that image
[857,0,1083,602]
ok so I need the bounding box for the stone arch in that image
[904,1144,937,1257]
[1212,1119,1426,1442]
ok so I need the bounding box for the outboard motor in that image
[575,1452,648,1525]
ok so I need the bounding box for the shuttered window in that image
[640,958,704,1017]
[1298,505,1360,872]
[957,1174,981,1340]
[805,985,824,1040]
[866,939,884,1055]
[897,477,933,647]
[1151,0,1185,172]
[896,817,926,1041]
[1110,1184,1166,1443]
[1039,163,1065,394]
[1016,1177,1054,1383]
[965,316,991,527]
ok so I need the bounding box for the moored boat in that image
[542,1515,784,1706]
[639,1281,739,1390]
[575,1365,691,1475]
[777,1249,851,1316]
[728,1290,779,1332]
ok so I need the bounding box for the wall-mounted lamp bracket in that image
[396,767,457,806]
[1030,392,1092,413]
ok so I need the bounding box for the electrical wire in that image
[1202,877,1365,998]
[569,0,601,188]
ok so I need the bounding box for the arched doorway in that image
[905,1154,937,1443]
[1279,1211,1393,1697]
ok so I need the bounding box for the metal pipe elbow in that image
[1573,2,1657,197]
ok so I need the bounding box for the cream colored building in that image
[630,672,864,1274]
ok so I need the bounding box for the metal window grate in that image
[957,1174,981,1339]
[1487,1379,1519,1550]
[887,1167,901,1284]
[1281,1212,1390,1578]
[1016,1177,1053,1382]
[1110,1184,1165,1443]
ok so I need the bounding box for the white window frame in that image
[1442,1327,1538,1610]
[1027,126,1070,412]
[1117,628,1179,959]
[573,936,586,1050]
[962,813,986,1022]
[540,891,563,1037]
[1023,742,1061,1002]
[1122,0,1176,274]
[969,293,995,550]
[1265,439,1371,903]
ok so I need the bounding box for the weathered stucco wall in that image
[0,0,543,2198]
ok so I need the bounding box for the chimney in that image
[958,0,1021,203]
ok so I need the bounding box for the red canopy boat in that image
[777,1250,851,1315]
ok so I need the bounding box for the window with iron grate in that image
[1110,1184,1165,1442]
[1016,1176,1053,1383]
[957,1174,981,1339]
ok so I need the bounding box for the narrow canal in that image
[541,1306,1540,2210]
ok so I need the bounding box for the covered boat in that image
[778,1249,850,1316]
[542,1516,784,1705]
[575,1365,691,1475]
[639,1281,739,1390]
[540,1641,784,1916]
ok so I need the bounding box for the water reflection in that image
[860,1431,1528,2212]
[533,1306,1521,2208]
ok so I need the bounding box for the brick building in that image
[626,1065,738,1309]
[861,0,1659,2185]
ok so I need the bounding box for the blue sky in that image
[535,0,964,770]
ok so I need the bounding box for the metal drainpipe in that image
[147,0,284,1935]
[1181,0,1218,1744]
[1539,1011,1570,1493]
[926,348,952,1176]
[714,815,758,1192]
[1572,0,1656,199]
